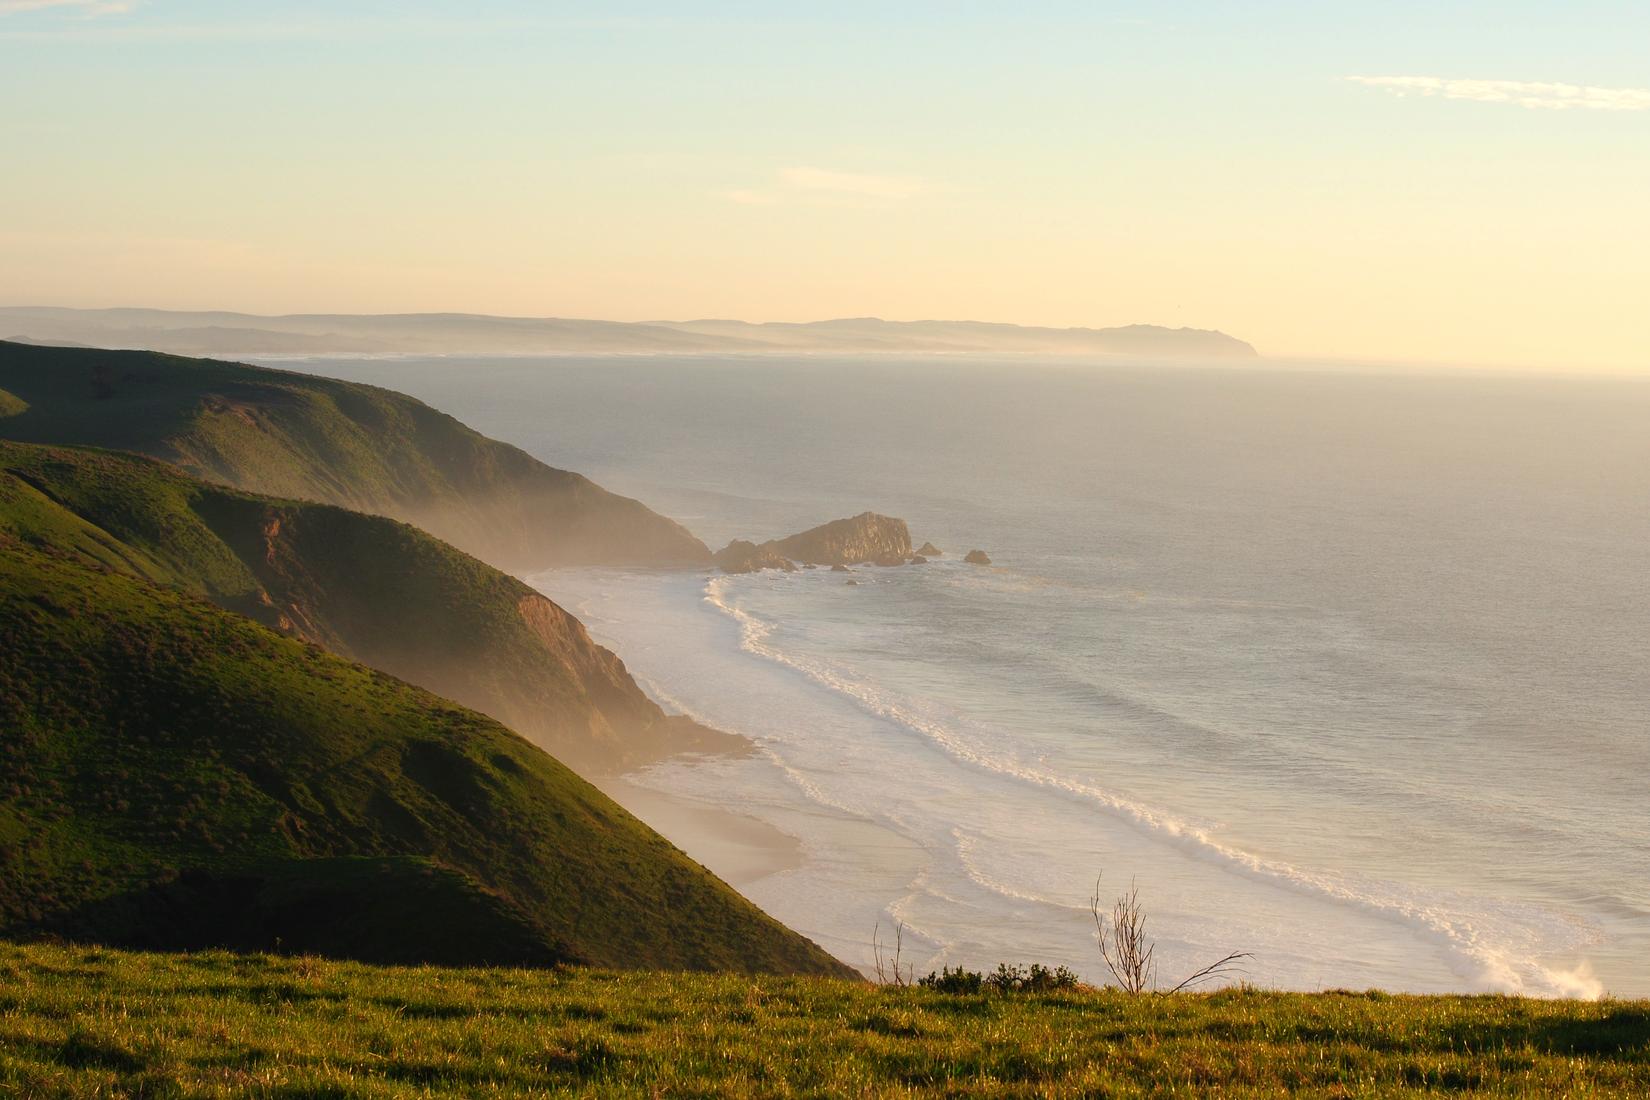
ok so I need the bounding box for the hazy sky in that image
[4,1,1648,369]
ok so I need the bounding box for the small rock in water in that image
[964,549,992,565]
[916,541,943,556]
[909,555,928,564]
[830,563,850,573]
[845,579,859,586]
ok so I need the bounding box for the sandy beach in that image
[595,776,805,889]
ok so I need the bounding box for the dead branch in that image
[1091,872,1253,995]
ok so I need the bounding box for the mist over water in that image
[275,355,1650,996]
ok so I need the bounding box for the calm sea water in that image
[272,355,1650,996]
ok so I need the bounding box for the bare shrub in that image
[1092,876,1155,993]
[872,920,914,987]
[1090,874,1251,994]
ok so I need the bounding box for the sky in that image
[3,1,1648,370]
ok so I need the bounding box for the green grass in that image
[0,944,1644,1097]
[0,340,709,569]
[0,441,733,772]
[0,542,846,976]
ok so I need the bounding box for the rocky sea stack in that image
[714,512,920,573]
[964,549,992,565]
[770,512,912,566]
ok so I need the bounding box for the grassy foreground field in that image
[1,944,1645,1097]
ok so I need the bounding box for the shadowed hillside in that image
[0,442,736,774]
[0,341,710,571]
[0,542,848,975]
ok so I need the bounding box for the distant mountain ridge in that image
[0,306,1257,359]
[657,317,1256,358]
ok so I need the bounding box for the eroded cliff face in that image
[236,499,739,774]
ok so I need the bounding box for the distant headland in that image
[1,307,1257,360]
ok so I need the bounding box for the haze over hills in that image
[0,307,1257,359]
[0,341,710,571]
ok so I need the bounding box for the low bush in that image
[918,963,1079,995]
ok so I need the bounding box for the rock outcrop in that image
[916,542,942,557]
[713,512,921,574]
[964,549,992,565]
[713,539,798,574]
[769,512,912,566]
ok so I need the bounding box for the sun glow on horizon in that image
[2,1,1647,372]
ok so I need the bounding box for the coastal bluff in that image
[714,512,916,573]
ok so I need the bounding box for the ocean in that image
[271,355,1650,997]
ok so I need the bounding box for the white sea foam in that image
[703,573,1603,998]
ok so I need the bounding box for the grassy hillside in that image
[0,340,710,570]
[0,542,846,976]
[1,945,1644,1097]
[0,441,736,773]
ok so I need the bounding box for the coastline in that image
[531,563,1632,997]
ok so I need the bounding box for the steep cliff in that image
[0,442,735,774]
